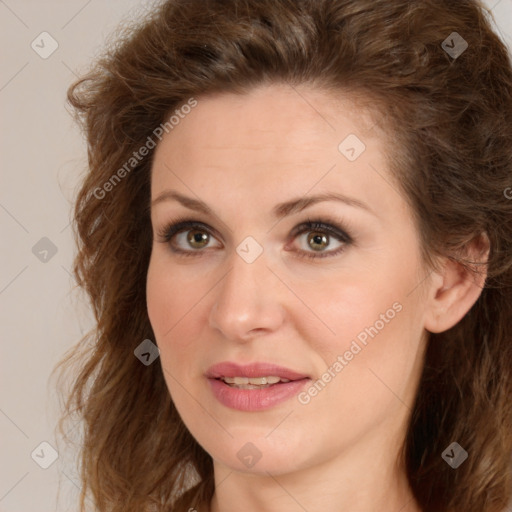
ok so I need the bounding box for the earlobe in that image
[423,233,489,334]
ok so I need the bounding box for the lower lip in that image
[208,378,310,411]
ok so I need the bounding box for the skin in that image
[146,83,487,512]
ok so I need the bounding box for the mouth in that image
[218,375,292,389]
[205,362,310,411]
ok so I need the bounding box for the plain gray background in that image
[1,1,511,510]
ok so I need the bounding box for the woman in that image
[55,0,512,511]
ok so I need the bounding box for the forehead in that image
[153,83,379,163]
[150,83,405,222]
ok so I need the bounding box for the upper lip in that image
[206,362,309,381]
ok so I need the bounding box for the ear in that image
[423,233,490,334]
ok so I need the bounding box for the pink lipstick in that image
[206,362,310,411]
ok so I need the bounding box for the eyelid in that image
[284,217,353,259]
[289,217,352,243]
[156,217,223,244]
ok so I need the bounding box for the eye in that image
[156,216,353,259]
[287,217,353,259]
[156,218,222,256]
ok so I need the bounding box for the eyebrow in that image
[151,190,375,218]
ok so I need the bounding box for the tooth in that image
[248,377,267,385]
[233,377,249,385]
[221,376,291,387]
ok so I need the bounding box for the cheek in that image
[146,256,208,411]
[293,284,424,453]
[286,270,409,355]
[147,254,198,334]
[295,260,425,396]
[306,282,425,419]
[146,255,206,361]
[146,257,172,337]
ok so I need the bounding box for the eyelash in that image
[156,216,354,260]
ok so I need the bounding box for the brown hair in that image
[54,0,512,511]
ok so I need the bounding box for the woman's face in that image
[147,83,431,475]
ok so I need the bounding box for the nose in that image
[208,247,286,342]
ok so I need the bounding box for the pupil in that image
[188,231,208,247]
[310,233,327,251]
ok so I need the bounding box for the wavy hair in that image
[54,0,512,510]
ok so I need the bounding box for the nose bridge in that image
[209,244,284,340]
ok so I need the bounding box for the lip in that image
[206,362,310,411]
[205,362,309,381]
